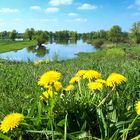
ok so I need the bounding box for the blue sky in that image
[0,0,140,33]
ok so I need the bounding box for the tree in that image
[98,30,107,39]
[121,32,129,43]
[108,25,122,43]
[0,31,9,39]
[130,21,140,44]
[69,31,78,39]
[35,31,48,46]
[54,30,69,40]
[82,32,94,40]
[9,30,17,41]
[24,28,35,40]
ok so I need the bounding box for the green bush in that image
[92,39,104,48]
[105,48,125,57]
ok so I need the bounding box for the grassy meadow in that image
[0,44,140,139]
[0,40,36,53]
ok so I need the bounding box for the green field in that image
[0,40,36,53]
[0,45,140,139]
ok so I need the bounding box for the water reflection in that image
[0,39,96,61]
[53,39,77,45]
[27,45,49,58]
[54,39,69,45]
[69,39,77,44]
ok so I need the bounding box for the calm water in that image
[0,40,96,61]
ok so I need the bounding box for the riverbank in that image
[0,44,140,139]
[0,40,36,53]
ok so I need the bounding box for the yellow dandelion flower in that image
[69,76,79,84]
[135,101,140,115]
[38,71,61,88]
[40,91,49,100]
[95,79,106,84]
[0,113,24,133]
[83,70,101,79]
[76,70,87,78]
[65,85,74,91]
[88,82,103,91]
[47,90,54,98]
[40,90,58,100]
[34,60,43,65]
[106,73,127,87]
[54,81,62,91]
[43,85,52,89]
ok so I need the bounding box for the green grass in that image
[0,40,36,53]
[0,45,140,139]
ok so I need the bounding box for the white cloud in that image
[127,5,134,9]
[40,18,57,22]
[45,8,59,13]
[78,3,97,10]
[127,0,140,10]
[135,0,140,6]
[31,18,57,22]
[68,12,78,16]
[49,0,73,6]
[75,18,87,22]
[30,6,41,10]
[0,8,19,13]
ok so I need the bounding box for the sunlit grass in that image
[0,45,140,139]
[0,40,36,53]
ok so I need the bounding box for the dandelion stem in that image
[64,113,68,140]
[89,78,91,83]
[51,118,54,140]
[97,86,115,107]
[78,77,82,95]
[122,115,139,140]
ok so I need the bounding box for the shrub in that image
[92,39,104,48]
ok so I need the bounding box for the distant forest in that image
[0,21,140,45]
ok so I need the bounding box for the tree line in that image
[0,21,140,46]
[0,29,78,46]
[82,21,140,44]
